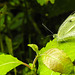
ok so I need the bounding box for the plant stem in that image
[32,55,38,68]
[22,62,31,69]
[0,32,4,52]
[14,68,17,75]
[28,34,32,59]
[22,55,38,70]
[1,40,4,52]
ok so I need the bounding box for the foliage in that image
[28,44,39,54]
[37,0,55,6]
[5,36,13,55]
[0,0,75,75]
[38,38,75,75]
[0,54,23,75]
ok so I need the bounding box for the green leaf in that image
[13,34,23,50]
[0,54,23,75]
[49,0,55,4]
[37,0,48,6]
[38,56,60,75]
[23,67,36,75]
[37,0,55,5]
[8,12,24,30]
[5,36,13,55]
[41,48,73,74]
[39,38,75,62]
[28,44,39,54]
[0,52,4,55]
[0,5,7,31]
[38,38,75,75]
[0,5,7,15]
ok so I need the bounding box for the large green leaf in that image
[0,54,23,75]
[39,38,75,62]
[38,56,60,75]
[41,48,73,74]
[38,38,75,75]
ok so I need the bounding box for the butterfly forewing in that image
[57,12,75,41]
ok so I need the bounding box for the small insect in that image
[56,12,75,42]
[43,12,75,42]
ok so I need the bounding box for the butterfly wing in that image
[57,12,75,41]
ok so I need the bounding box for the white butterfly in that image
[43,12,75,42]
[56,12,75,42]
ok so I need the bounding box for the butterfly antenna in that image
[42,23,54,35]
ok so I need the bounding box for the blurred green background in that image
[0,0,75,75]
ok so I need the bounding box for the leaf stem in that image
[14,68,17,75]
[32,55,38,69]
[22,55,38,69]
[22,62,31,69]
